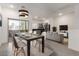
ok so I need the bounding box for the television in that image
[0,20,2,26]
[59,25,68,31]
[52,26,57,32]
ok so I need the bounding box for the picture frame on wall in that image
[0,14,2,27]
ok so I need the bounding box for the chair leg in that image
[39,43,41,52]
[31,41,34,46]
[14,48,18,56]
[14,47,26,56]
[35,40,41,52]
[14,48,21,56]
[14,49,16,56]
[35,40,39,47]
[21,47,26,56]
[32,40,37,47]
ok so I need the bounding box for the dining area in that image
[7,18,53,56]
[13,32,44,56]
[6,5,53,55]
[6,31,54,56]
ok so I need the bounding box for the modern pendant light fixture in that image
[19,6,29,19]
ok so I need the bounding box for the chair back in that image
[32,31,36,34]
[42,32,46,39]
[13,35,19,49]
[29,31,32,33]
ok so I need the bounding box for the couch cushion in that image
[46,31,64,42]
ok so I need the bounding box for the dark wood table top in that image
[15,32,44,41]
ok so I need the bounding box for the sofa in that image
[46,31,64,43]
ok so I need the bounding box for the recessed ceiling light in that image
[44,20,49,23]
[58,13,63,16]
[10,5,14,8]
[42,18,45,20]
[34,16,38,19]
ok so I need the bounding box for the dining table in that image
[15,32,44,56]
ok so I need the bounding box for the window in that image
[9,19,29,32]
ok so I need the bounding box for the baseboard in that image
[0,42,8,47]
[68,46,79,52]
[46,38,62,43]
[0,43,1,46]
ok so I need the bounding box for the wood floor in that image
[0,41,53,56]
[46,39,79,56]
[0,39,79,56]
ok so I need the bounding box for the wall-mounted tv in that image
[0,14,2,27]
[0,20,2,26]
[59,25,68,31]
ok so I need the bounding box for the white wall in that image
[54,12,77,51]
[68,4,79,51]
[54,12,75,32]
[29,19,44,30]
[53,4,79,51]
[0,6,19,45]
[45,18,54,31]
[29,18,54,31]
[69,29,79,51]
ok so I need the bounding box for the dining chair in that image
[33,31,37,34]
[29,30,32,33]
[32,31,45,52]
[35,32,46,51]
[42,32,46,40]
[31,31,37,46]
[13,35,26,56]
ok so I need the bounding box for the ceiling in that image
[0,3,76,18]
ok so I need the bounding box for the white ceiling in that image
[0,3,76,18]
